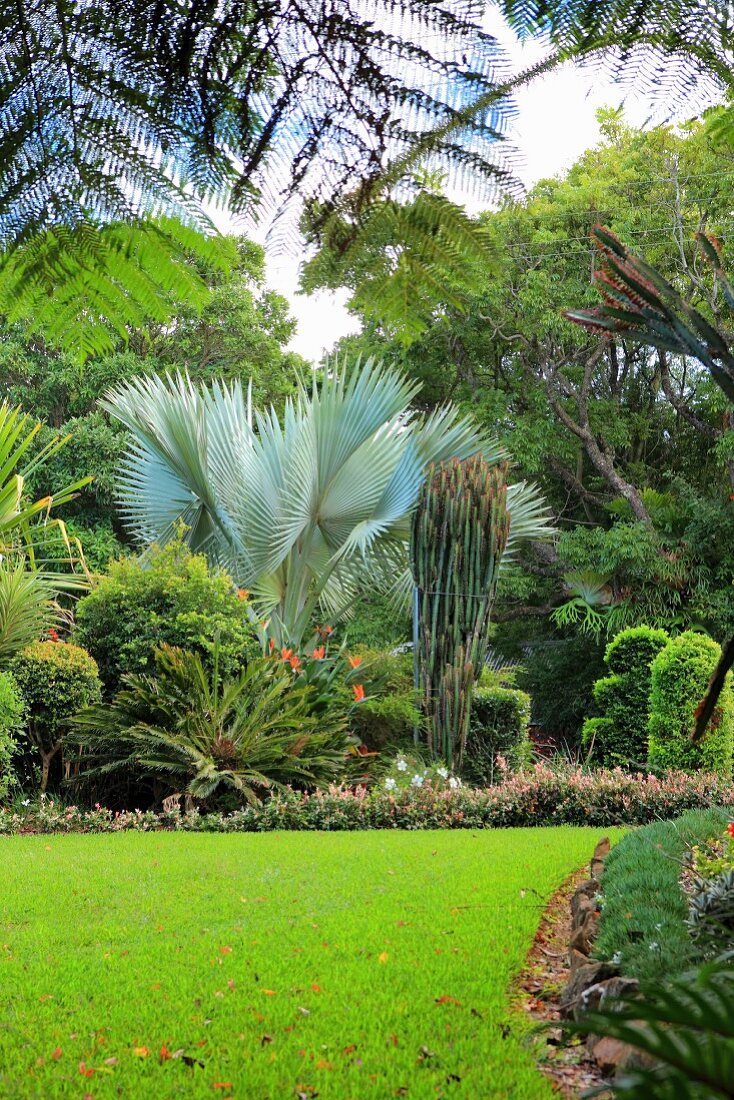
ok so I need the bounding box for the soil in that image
[514,868,611,1098]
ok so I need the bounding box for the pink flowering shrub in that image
[3,764,732,833]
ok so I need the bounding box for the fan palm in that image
[70,644,352,805]
[103,359,553,647]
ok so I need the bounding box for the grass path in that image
[1,829,612,1098]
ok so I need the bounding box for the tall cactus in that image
[411,456,511,770]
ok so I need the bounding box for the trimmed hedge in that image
[464,681,531,783]
[3,765,732,833]
[648,631,733,775]
[582,625,669,766]
[594,808,730,981]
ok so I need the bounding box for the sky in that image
[247,10,711,363]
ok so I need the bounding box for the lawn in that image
[1,829,611,1099]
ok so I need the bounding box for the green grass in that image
[1,829,613,1099]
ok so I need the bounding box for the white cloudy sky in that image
[240,10,716,363]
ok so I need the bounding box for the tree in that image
[2,2,520,356]
[103,359,552,647]
[332,111,734,642]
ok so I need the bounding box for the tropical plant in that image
[0,671,26,801]
[561,958,734,1099]
[688,870,734,961]
[564,225,734,747]
[70,644,353,806]
[411,456,513,769]
[103,359,552,649]
[11,640,102,793]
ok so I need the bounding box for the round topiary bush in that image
[648,631,733,775]
[582,625,670,766]
[11,641,102,792]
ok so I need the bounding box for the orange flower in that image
[289,655,302,672]
[347,655,363,669]
[352,684,365,703]
[312,646,326,659]
[280,647,293,661]
[268,639,276,653]
[236,588,250,600]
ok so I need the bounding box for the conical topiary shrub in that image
[648,632,733,775]
[582,625,670,766]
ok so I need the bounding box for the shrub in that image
[464,675,531,784]
[582,625,670,766]
[348,649,420,751]
[648,631,734,774]
[11,641,102,792]
[517,634,606,745]
[594,807,729,981]
[73,539,259,691]
[0,671,25,800]
[3,764,732,833]
[70,644,354,807]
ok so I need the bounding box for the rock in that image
[591,836,611,879]
[559,961,617,1019]
[572,894,594,929]
[576,976,640,1017]
[568,947,590,971]
[571,880,599,924]
[569,910,600,955]
[590,1036,632,1076]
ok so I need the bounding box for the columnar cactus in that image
[410,456,510,770]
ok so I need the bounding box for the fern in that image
[0,220,237,360]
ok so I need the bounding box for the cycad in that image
[70,644,351,805]
[103,359,553,647]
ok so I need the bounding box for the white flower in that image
[410,774,424,787]
[655,922,662,931]
[611,951,623,965]
[648,941,659,952]
[448,776,461,789]
[436,767,449,779]
[21,799,30,807]
[396,759,408,772]
[384,777,397,791]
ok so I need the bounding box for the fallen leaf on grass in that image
[78,1061,95,1078]
[133,1047,149,1058]
[104,1058,118,1066]
[298,1007,310,1017]
[212,1083,233,1090]
[378,952,389,964]
[262,989,276,996]
[160,1046,171,1062]
[434,996,461,1006]
[51,1047,62,1061]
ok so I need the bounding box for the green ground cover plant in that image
[1,829,612,1099]
[594,808,729,981]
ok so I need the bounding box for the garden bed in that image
[3,766,731,834]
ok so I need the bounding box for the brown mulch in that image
[514,868,611,1098]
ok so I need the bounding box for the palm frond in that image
[104,360,552,646]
